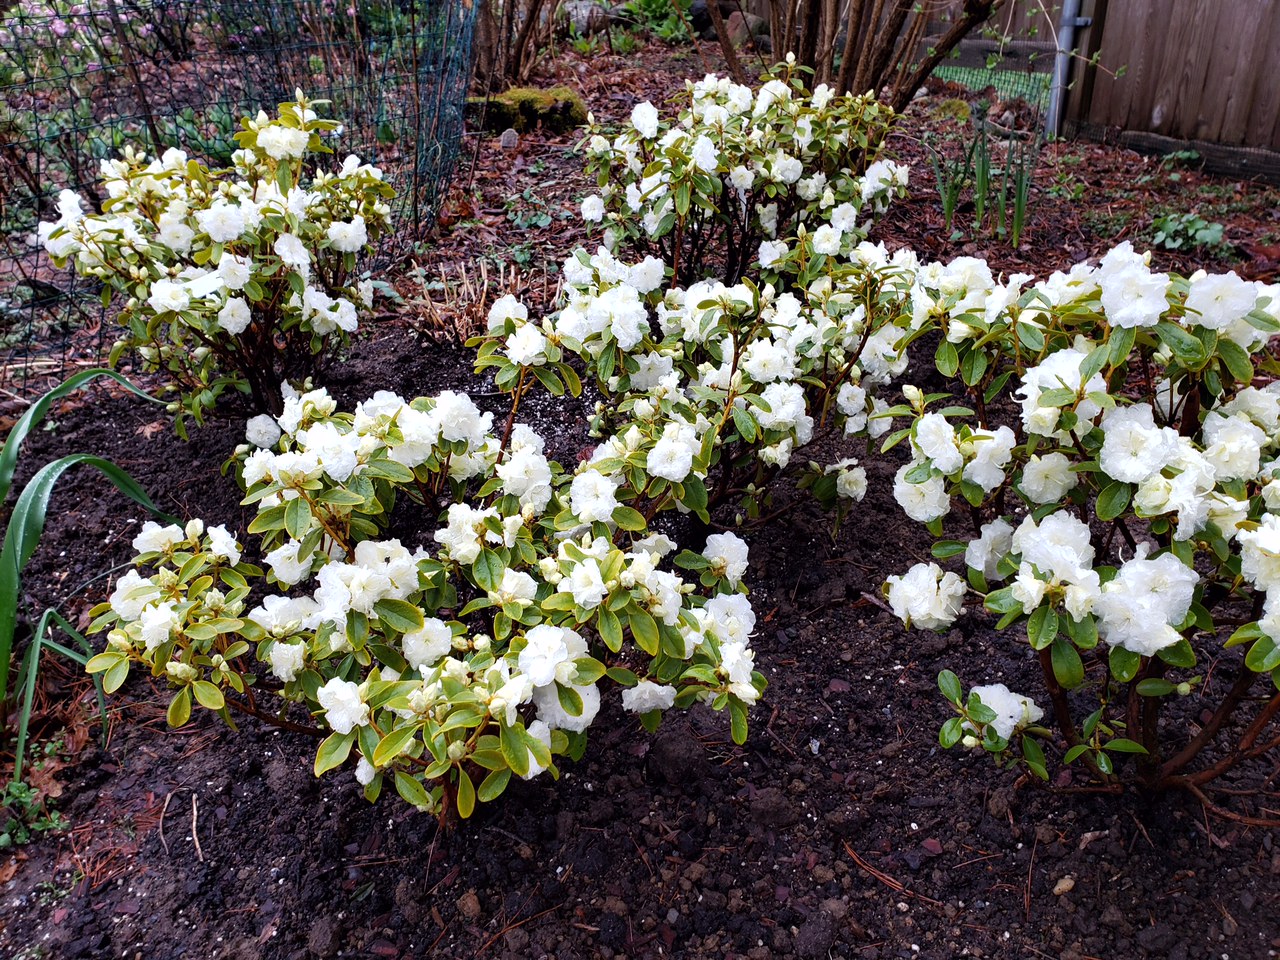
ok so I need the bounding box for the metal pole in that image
[1046,0,1090,139]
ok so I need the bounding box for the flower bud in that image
[446,740,467,761]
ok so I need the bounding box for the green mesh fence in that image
[934,64,1052,114]
[0,0,476,395]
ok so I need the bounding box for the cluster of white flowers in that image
[91,383,765,816]
[38,92,393,427]
[580,66,902,284]
[880,239,1280,780]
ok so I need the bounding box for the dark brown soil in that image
[2,37,1279,960]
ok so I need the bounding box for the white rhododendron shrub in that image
[480,240,918,524]
[39,92,394,433]
[87,386,765,818]
[882,241,1280,790]
[579,61,903,285]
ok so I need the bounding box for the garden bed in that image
[2,38,1279,960]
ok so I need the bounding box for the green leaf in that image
[1104,738,1148,755]
[473,548,504,592]
[931,540,967,560]
[374,599,425,634]
[373,725,419,766]
[394,771,433,810]
[455,767,476,818]
[680,475,708,518]
[314,730,355,775]
[1050,637,1084,689]
[167,687,192,727]
[935,340,959,377]
[0,369,160,506]
[939,716,964,747]
[959,348,989,387]
[1245,635,1280,673]
[192,680,225,710]
[1109,646,1141,683]
[1027,605,1059,650]
[1157,637,1196,668]
[1136,678,1177,697]
[728,698,748,745]
[1,454,172,705]
[500,722,530,777]
[478,767,511,803]
[938,669,963,705]
[1217,338,1254,384]
[598,608,623,652]
[629,610,660,656]
[284,497,312,539]
[611,506,647,531]
[1096,481,1132,521]
[731,405,758,442]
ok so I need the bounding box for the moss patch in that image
[466,86,588,135]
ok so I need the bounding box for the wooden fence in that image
[1064,0,1280,177]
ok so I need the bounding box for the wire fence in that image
[0,0,476,399]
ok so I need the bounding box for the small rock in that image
[457,890,481,920]
[820,897,848,920]
[307,917,340,957]
[1053,876,1076,896]
[750,786,798,828]
[794,913,836,959]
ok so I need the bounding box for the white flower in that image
[487,293,528,331]
[811,224,842,256]
[885,562,965,630]
[533,681,600,732]
[109,570,160,621]
[518,624,580,687]
[316,677,369,734]
[403,618,454,671]
[206,524,242,565]
[631,101,660,138]
[1019,452,1078,504]
[690,135,719,172]
[217,253,252,290]
[758,239,788,268]
[355,757,377,786]
[256,124,310,160]
[647,434,694,482]
[1099,404,1178,483]
[268,641,306,682]
[195,199,245,243]
[969,684,1043,740]
[246,414,282,448]
[274,233,311,274]
[327,215,368,253]
[570,470,620,523]
[147,279,190,314]
[703,532,749,585]
[965,519,1014,580]
[217,296,252,335]
[139,601,180,651]
[1096,551,1197,656]
[622,680,677,713]
[133,520,185,554]
[564,558,608,610]
[893,463,950,523]
[265,540,313,586]
[505,324,548,366]
[581,194,605,222]
[914,413,962,474]
[1184,271,1256,331]
[1098,243,1169,328]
